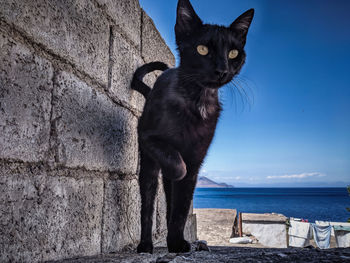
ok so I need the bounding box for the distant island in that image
[196,176,234,188]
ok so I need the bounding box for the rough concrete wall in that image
[243,223,288,248]
[0,1,196,262]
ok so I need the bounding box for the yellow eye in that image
[229,49,239,59]
[197,45,209,56]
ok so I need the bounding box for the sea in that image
[193,188,350,223]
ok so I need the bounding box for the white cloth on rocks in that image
[333,225,350,248]
[334,231,350,248]
[288,220,312,247]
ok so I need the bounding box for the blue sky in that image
[139,0,350,187]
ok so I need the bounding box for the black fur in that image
[132,0,254,254]
[131,62,169,98]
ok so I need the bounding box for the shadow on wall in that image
[51,70,139,176]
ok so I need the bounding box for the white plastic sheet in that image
[229,237,253,244]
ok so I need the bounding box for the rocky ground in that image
[50,209,350,262]
[49,246,350,263]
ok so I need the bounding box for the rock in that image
[0,31,53,163]
[193,240,210,252]
[102,178,141,253]
[194,209,238,246]
[110,30,145,113]
[184,212,197,243]
[242,212,288,248]
[141,10,175,67]
[0,161,105,262]
[95,0,141,49]
[52,71,139,174]
[0,0,110,84]
[156,254,177,263]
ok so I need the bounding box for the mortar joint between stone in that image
[100,179,106,253]
[140,9,144,56]
[91,0,141,55]
[107,25,115,92]
[0,158,132,181]
[48,69,60,167]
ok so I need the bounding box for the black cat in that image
[131,0,254,254]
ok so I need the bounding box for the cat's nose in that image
[215,69,228,80]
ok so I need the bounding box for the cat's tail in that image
[131,62,169,98]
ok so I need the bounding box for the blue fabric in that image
[311,223,332,249]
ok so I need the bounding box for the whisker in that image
[236,75,255,105]
[223,75,255,113]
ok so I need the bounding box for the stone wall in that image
[0,1,196,262]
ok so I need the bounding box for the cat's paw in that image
[137,241,153,254]
[167,239,191,253]
[163,153,187,181]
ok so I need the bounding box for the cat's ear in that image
[230,9,254,42]
[175,0,202,36]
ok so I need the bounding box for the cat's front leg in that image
[167,175,197,253]
[140,133,186,181]
[137,151,160,254]
[162,177,173,227]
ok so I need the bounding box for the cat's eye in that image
[228,49,239,59]
[197,45,209,56]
